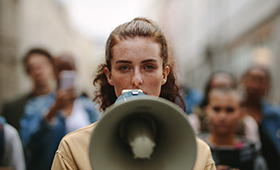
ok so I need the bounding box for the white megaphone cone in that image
[89,89,197,170]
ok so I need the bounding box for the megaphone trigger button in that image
[131,89,139,95]
[131,89,143,95]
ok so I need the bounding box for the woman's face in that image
[105,37,170,98]
[205,92,242,135]
[242,68,269,99]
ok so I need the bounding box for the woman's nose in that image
[218,112,227,120]
[131,69,143,86]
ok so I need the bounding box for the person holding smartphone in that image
[18,52,100,170]
[45,54,100,134]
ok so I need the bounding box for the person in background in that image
[241,65,280,169]
[179,85,204,115]
[199,87,267,170]
[20,52,100,170]
[50,53,101,134]
[51,17,216,170]
[199,71,237,109]
[1,48,56,133]
[1,48,57,170]
[189,71,260,144]
[0,116,25,170]
[1,48,99,170]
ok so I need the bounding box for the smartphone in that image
[59,70,77,90]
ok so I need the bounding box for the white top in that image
[65,99,91,133]
[3,124,26,170]
[243,115,260,145]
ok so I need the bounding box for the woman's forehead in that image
[247,68,268,77]
[114,37,158,48]
[209,91,240,103]
[211,74,233,84]
[111,37,161,60]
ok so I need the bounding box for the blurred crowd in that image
[182,68,280,170]
[0,47,280,170]
[0,48,100,170]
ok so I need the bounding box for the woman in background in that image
[240,65,280,169]
[199,87,267,170]
[189,71,259,144]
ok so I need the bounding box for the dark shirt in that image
[259,100,280,170]
[198,133,267,170]
[1,93,33,132]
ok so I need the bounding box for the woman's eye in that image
[226,107,235,113]
[213,107,221,112]
[144,65,155,70]
[119,66,129,71]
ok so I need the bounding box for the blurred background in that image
[1,0,280,109]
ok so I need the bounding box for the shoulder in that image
[4,124,19,140]
[57,122,98,154]
[2,93,32,109]
[243,115,257,124]
[262,100,280,117]
[61,122,97,143]
[193,137,216,170]
[188,114,200,134]
[53,122,98,169]
[242,115,259,131]
[196,136,211,151]
[197,133,209,142]
[4,124,22,151]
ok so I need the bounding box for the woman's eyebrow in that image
[141,59,158,63]
[115,59,158,64]
[116,60,132,64]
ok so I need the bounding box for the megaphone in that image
[89,90,197,170]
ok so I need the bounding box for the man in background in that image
[1,48,56,133]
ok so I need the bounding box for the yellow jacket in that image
[51,122,216,170]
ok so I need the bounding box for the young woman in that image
[189,71,259,144]
[199,87,267,170]
[51,18,216,170]
[189,71,237,133]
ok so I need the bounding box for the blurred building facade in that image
[151,0,280,103]
[0,0,100,109]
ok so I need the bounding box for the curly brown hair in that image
[93,17,185,112]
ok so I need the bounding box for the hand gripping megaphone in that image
[89,90,197,170]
